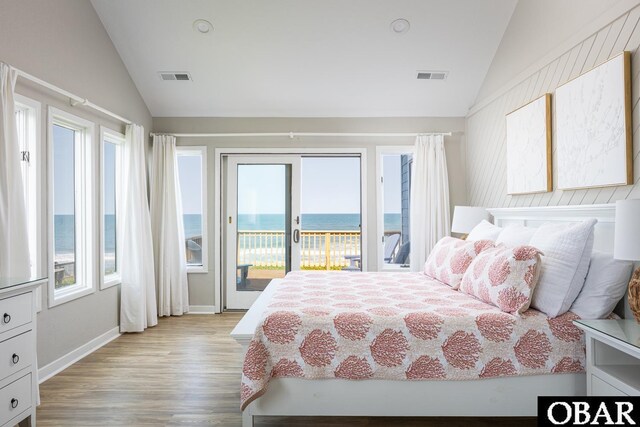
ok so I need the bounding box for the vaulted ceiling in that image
[91,0,517,117]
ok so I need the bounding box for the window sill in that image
[101,274,121,290]
[48,282,96,308]
[187,267,208,274]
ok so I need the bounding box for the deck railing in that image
[236,230,361,270]
[184,229,401,270]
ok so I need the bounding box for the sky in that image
[104,142,116,214]
[177,155,202,214]
[383,155,402,214]
[300,157,361,214]
[53,125,119,216]
[237,164,286,214]
[236,157,373,215]
[53,125,75,215]
[54,144,402,217]
[53,132,202,217]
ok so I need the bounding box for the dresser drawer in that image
[0,293,32,335]
[0,331,33,381]
[591,375,628,396]
[0,373,31,426]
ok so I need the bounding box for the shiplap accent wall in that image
[466,5,640,208]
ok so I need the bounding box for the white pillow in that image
[466,220,502,241]
[529,219,597,318]
[570,251,633,319]
[496,224,536,247]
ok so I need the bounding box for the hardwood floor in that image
[37,313,535,426]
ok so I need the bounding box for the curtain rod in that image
[149,132,453,138]
[6,62,133,125]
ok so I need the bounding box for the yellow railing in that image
[236,230,361,270]
[301,231,361,269]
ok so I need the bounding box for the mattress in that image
[241,271,585,409]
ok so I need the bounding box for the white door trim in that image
[214,147,368,313]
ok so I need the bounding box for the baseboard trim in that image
[38,326,121,383]
[188,305,217,314]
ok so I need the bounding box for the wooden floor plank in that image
[37,313,535,426]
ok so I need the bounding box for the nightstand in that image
[574,319,640,396]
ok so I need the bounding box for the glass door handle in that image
[293,229,300,243]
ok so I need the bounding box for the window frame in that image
[15,95,43,312]
[176,145,208,274]
[48,107,96,307]
[375,146,414,271]
[100,126,124,289]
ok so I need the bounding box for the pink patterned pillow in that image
[459,245,543,315]
[423,237,495,289]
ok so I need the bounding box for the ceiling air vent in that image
[159,72,192,81]
[417,71,448,80]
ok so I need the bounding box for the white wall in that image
[153,117,467,309]
[0,0,152,367]
[466,0,640,208]
[475,0,638,103]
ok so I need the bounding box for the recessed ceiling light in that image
[390,18,410,35]
[193,19,213,34]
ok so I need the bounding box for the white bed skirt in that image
[246,374,585,417]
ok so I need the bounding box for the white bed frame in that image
[231,204,620,426]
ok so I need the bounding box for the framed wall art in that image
[555,51,632,190]
[506,93,552,195]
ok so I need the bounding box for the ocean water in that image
[53,213,402,253]
[235,213,401,231]
[184,214,202,239]
[54,215,76,254]
[54,214,117,254]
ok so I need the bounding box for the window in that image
[176,146,207,272]
[49,108,96,306]
[377,147,414,270]
[101,127,123,288]
[14,95,42,280]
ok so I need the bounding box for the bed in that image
[231,204,621,426]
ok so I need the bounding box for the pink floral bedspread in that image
[240,271,585,410]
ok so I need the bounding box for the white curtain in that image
[410,134,451,272]
[0,63,30,278]
[119,124,158,332]
[150,135,189,316]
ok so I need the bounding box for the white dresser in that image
[0,277,44,427]
[574,319,640,396]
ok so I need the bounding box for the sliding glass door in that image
[226,156,301,309]
[225,154,361,310]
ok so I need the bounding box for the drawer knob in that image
[11,353,19,364]
[2,313,10,324]
[10,398,18,409]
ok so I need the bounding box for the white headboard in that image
[487,204,629,318]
